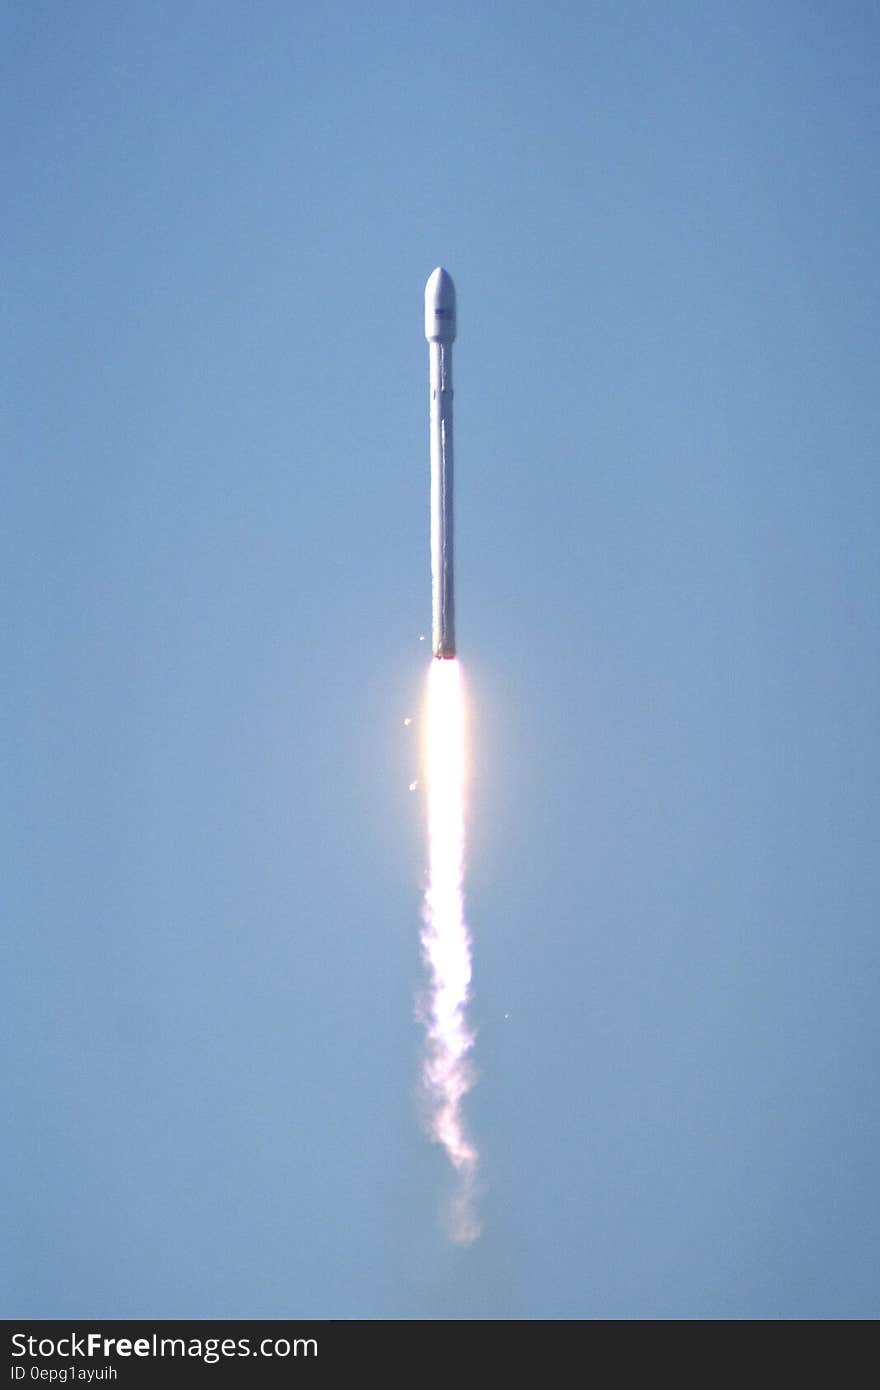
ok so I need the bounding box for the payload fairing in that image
[425,268,457,659]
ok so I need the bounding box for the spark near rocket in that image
[425,268,457,659]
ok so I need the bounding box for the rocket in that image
[425,267,457,659]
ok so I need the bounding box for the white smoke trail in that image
[419,657,479,1243]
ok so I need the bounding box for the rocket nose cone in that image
[425,267,456,341]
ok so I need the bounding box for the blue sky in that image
[4,0,879,1318]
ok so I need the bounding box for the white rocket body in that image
[424,268,457,659]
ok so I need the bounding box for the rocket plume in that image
[420,656,479,1243]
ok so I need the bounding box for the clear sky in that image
[4,0,879,1319]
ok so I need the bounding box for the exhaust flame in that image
[420,657,479,1242]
